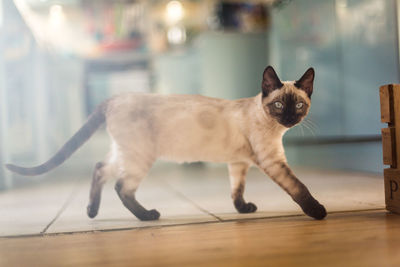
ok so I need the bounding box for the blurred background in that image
[0,0,398,190]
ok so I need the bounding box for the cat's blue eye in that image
[274,101,283,109]
[296,102,304,109]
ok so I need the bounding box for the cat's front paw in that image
[234,200,258,213]
[137,209,161,221]
[87,205,98,218]
[300,196,327,220]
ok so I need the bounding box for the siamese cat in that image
[6,66,327,221]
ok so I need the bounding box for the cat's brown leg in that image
[258,160,326,220]
[115,179,160,221]
[228,162,257,213]
[114,160,160,221]
[87,162,106,218]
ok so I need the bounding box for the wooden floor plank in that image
[0,210,399,267]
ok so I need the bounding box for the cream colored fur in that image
[100,81,310,196]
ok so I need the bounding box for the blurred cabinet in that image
[0,0,4,189]
[152,31,268,99]
[0,0,41,189]
[337,0,398,136]
[270,0,400,172]
[83,52,150,114]
[0,0,86,189]
[198,32,268,99]
[271,0,344,137]
[153,48,201,95]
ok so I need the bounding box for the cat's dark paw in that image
[235,200,258,213]
[300,196,327,220]
[87,205,98,219]
[137,209,161,221]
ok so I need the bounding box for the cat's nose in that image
[282,116,299,127]
[285,115,296,122]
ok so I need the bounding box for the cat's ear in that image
[262,66,283,97]
[295,67,315,98]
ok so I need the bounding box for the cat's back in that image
[106,92,255,163]
[107,92,232,115]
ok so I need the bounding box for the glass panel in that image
[271,0,399,172]
[271,0,344,137]
[338,0,399,135]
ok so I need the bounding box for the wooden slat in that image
[1,210,400,267]
[380,85,392,123]
[380,85,400,214]
[382,127,396,167]
[384,168,400,214]
[391,85,400,167]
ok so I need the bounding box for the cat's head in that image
[261,66,314,128]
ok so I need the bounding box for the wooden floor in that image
[1,210,400,267]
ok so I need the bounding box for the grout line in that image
[160,180,223,222]
[40,179,82,234]
[219,208,387,223]
[0,208,387,239]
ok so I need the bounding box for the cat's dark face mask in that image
[267,93,309,128]
[261,66,314,128]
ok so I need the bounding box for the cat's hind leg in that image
[87,161,113,218]
[114,157,160,221]
[228,162,257,213]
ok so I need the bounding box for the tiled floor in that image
[0,165,385,237]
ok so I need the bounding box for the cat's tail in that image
[5,102,108,176]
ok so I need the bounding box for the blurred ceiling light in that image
[167,26,186,45]
[166,1,184,24]
[49,4,65,29]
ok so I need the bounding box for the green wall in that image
[271,0,399,172]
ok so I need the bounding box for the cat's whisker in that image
[302,121,316,136]
[299,124,305,137]
[304,119,319,132]
[302,120,313,132]
[302,119,317,133]
[306,118,318,126]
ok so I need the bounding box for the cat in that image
[5,66,327,221]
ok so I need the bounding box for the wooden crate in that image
[384,168,400,214]
[381,127,396,167]
[380,84,400,214]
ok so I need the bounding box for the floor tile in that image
[0,179,79,236]
[47,174,217,234]
[163,166,385,221]
[0,165,385,236]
